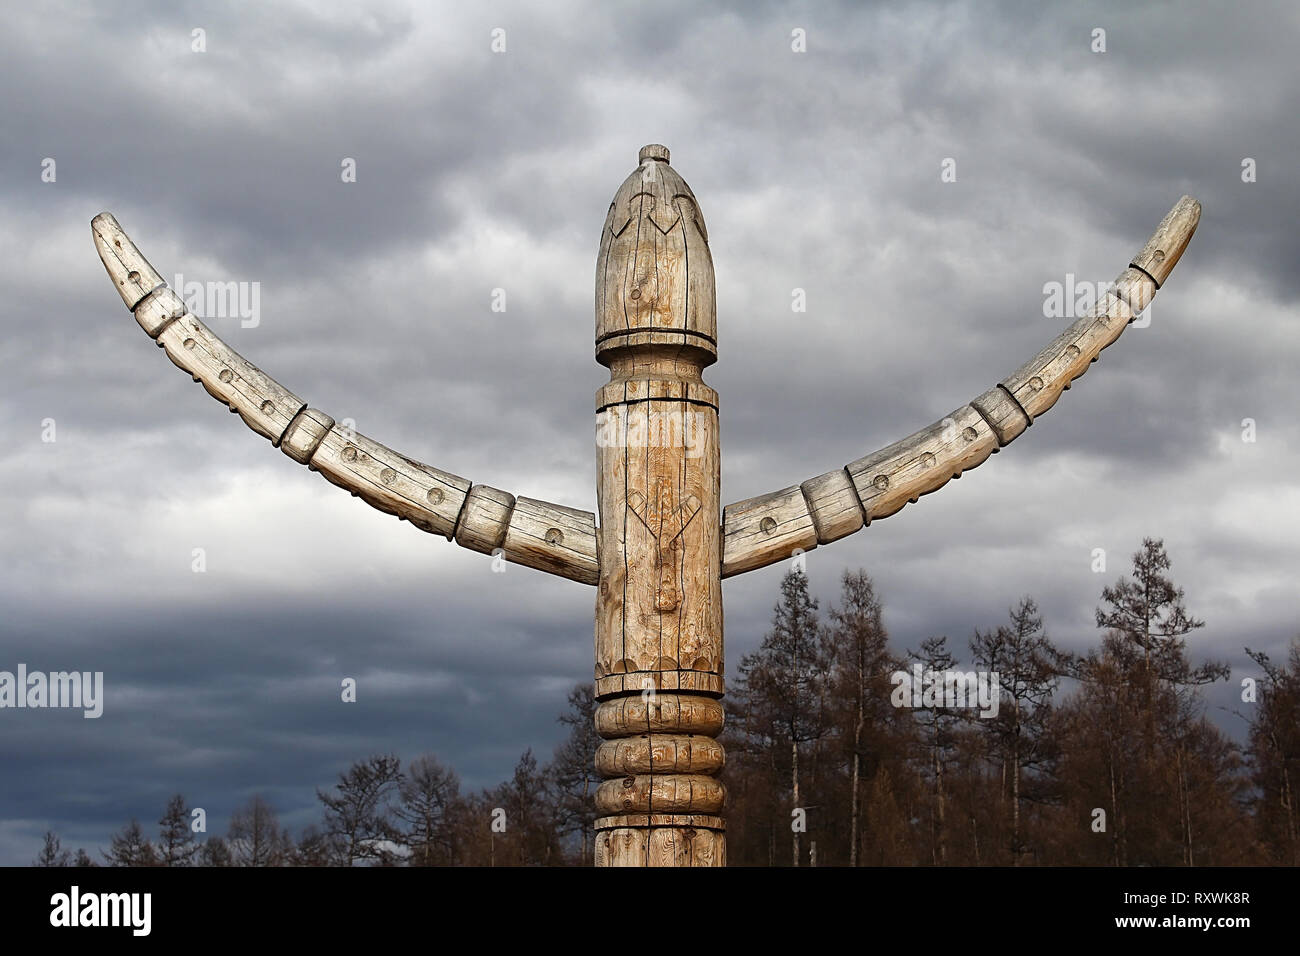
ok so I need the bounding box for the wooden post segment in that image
[592,146,726,865]
[720,196,1201,578]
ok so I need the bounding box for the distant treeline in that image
[33,537,1299,866]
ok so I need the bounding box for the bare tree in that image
[733,569,833,867]
[157,794,198,866]
[552,683,600,863]
[198,836,231,867]
[395,754,460,866]
[970,597,1062,863]
[487,749,563,866]
[227,795,285,866]
[908,636,962,865]
[317,754,403,866]
[34,831,70,867]
[826,570,896,866]
[1097,538,1226,746]
[293,825,332,866]
[104,819,158,867]
[1246,639,1300,864]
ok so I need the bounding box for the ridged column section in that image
[592,145,725,866]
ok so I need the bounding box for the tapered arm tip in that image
[92,211,164,310]
[1131,195,1201,287]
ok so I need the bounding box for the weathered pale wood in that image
[454,484,516,554]
[720,196,1201,578]
[593,148,726,866]
[594,396,723,691]
[595,398,722,686]
[91,212,164,309]
[280,408,335,464]
[155,312,306,445]
[1001,292,1135,419]
[721,485,817,578]
[595,144,715,366]
[503,497,598,585]
[132,286,186,338]
[93,212,602,584]
[594,400,629,693]
[1112,265,1158,314]
[596,376,717,412]
[308,424,470,538]
[1129,195,1201,286]
[801,468,865,544]
[848,403,1000,521]
[971,385,1031,446]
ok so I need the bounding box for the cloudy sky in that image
[1,0,1296,865]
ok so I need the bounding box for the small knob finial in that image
[639,144,670,165]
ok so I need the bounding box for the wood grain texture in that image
[1129,195,1201,286]
[595,146,716,367]
[93,212,602,585]
[594,813,726,829]
[1000,291,1135,420]
[1112,265,1158,314]
[594,774,726,815]
[92,213,164,309]
[308,424,470,538]
[848,403,1000,521]
[454,484,516,554]
[155,312,306,445]
[720,196,1201,578]
[801,468,865,543]
[721,485,817,578]
[600,826,648,867]
[280,408,336,465]
[503,497,599,585]
[595,385,722,685]
[593,149,725,865]
[593,693,725,738]
[971,385,1031,446]
[595,734,726,776]
[132,286,186,338]
[594,814,725,868]
[647,825,691,867]
[596,375,717,412]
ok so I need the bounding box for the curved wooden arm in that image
[92,212,598,585]
[721,196,1201,577]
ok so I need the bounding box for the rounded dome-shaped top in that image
[595,146,716,367]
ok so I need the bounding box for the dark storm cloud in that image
[0,0,1296,863]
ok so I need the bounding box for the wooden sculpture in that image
[93,144,1201,867]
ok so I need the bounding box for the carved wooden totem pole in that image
[93,144,1201,867]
